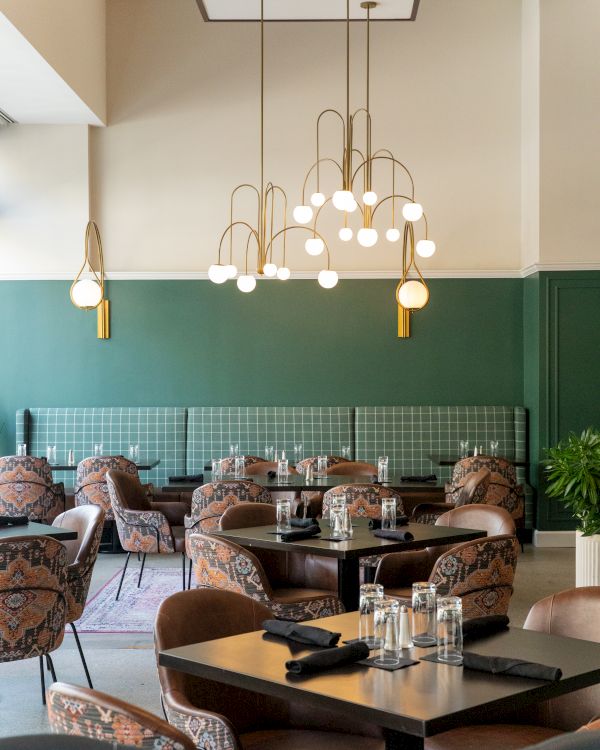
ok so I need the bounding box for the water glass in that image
[437,596,463,664]
[16,443,27,457]
[459,440,469,459]
[317,455,328,478]
[265,445,274,461]
[293,443,303,464]
[329,496,347,538]
[490,440,500,457]
[211,458,222,480]
[377,456,389,482]
[374,598,401,666]
[381,498,397,530]
[229,443,239,457]
[68,449,75,466]
[277,458,289,480]
[128,444,140,461]
[276,499,291,532]
[341,444,351,460]
[412,582,437,647]
[359,583,384,648]
[342,507,354,538]
[94,443,103,457]
[46,445,57,464]
[234,455,245,479]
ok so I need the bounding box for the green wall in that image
[0,278,524,456]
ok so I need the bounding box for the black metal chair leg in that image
[116,551,131,600]
[181,553,186,590]
[187,558,192,590]
[71,622,93,689]
[46,653,57,683]
[137,552,147,588]
[39,655,46,705]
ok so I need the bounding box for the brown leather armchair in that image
[219,502,277,529]
[412,468,491,524]
[244,462,299,476]
[155,588,383,750]
[326,461,378,478]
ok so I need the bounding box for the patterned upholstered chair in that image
[75,456,140,521]
[415,468,492,525]
[0,536,68,703]
[47,682,194,750]
[106,470,188,599]
[52,505,105,688]
[185,480,272,535]
[188,532,345,621]
[326,461,378,478]
[376,534,519,618]
[0,456,65,524]
[155,589,383,750]
[219,455,265,474]
[449,455,518,486]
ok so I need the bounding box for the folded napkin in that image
[463,651,562,681]
[290,518,320,529]
[400,474,437,483]
[168,474,204,483]
[369,515,409,530]
[262,619,340,647]
[463,615,510,640]
[286,641,370,675]
[267,470,277,479]
[373,528,414,542]
[279,525,321,542]
[0,515,29,527]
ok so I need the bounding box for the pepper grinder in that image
[399,604,413,648]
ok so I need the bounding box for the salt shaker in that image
[399,604,413,648]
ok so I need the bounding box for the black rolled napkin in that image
[169,474,204,483]
[267,470,277,479]
[279,525,321,542]
[369,515,409,530]
[463,615,510,640]
[262,619,340,647]
[373,528,414,542]
[0,515,29,527]
[290,517,320,529]
[400,474,438,483]
[463,651,562,681]
[286,641,370,675]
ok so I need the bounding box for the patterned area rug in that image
[74,568,184,633]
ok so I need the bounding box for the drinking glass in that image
[412,582,437,647]
[437,596,463,664]
[276,499,291,532]
[229,443,239,457]
[94,443,103,457]
[277,458,289,480]
[490,440,499,457]
[265,445,274,461]
[293,443,303,464]
[381,498,397,530]
[16,443,27,457]
[359,583,384,648]
[374,598,401,666]
[234,455,245,478]
[342,507,354,538]
[211,458,222,479]
[341,445,351,460]
[377,456,389,482]
[459,440,469,459]
[46,445,57,464]
[68,449,75,466]
[328,496,347,538]
[128,444,140,461]
[317,455,328,478]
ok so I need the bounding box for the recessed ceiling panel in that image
[197,0,419,22]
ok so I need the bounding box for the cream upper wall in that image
[92,0,522,273]
[0,0,106,123]
[520,0,539,270]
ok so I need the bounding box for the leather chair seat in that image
[172,525,187,553]
[384,587,411,600]
[425,724,563,749]
[272,587,337,604]
[241,729,383,750]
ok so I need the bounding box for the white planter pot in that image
[575,531,600,587]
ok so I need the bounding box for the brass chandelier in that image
[292,1,436,336]
[207,0,338,292]
[70,220,110,339]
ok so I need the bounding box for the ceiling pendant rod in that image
[259,0,265,268]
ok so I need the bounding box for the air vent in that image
[0,107,16,126]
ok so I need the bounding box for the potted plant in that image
[544,427,600,586]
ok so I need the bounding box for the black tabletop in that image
[0,521,77,541]
[49,457,161,471]
[429,454,528,467]
[159,610,600,739]
[211,518,485,559]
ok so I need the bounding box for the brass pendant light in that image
[70,220,110,339]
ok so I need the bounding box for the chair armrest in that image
[150,500,188,527]
[117,508,175,554]
[374,549,432,588]
[162,689,241,750]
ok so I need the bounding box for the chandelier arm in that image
[370,193,414,220]
[351,155,415,199]
[90,220,105,295]
[267,184,288,265]
[229,184,261,264]
[372,148,396,224]
[217,220,260,266]
[301,157,344,203]
[244,230,260,275]
[265,225,333,271]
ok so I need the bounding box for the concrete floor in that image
[0,544,575,738]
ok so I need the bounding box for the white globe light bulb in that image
[263,262,277,277]
[208,264,229,284]
[397,279,429,309]
[71,278,103,309]
[338,227,353,242]
[225,263,238,279]
[363,191,378,206]
[357,227,378,247]
[310,192,326,207]
[318,269,339,289]
[293,205,313,224]
[346,198,358,213]
[305,237,325,256]
[416,239,436,258]
[332,190,354,211]
[237,274,256,293]
[276,266,291,280]
[402,202,424,222]
[386,228,401,243]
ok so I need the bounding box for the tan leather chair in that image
[425,588,600,749]
[219,502,277,530]
[47,681,195,749]
[244,462,299,476]
[52,505,105,688]
[326,461,378,478]
[412,468,492,524]
[155,588,383,750]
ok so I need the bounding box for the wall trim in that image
[533,530,576,548]
[521,262,600,277]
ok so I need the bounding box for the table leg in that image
[337,558,360,611]
[384,729,424,750]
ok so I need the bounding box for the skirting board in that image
[534,530,576,548]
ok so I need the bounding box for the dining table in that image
[428,454,528,468]
[212,518,486,610]
[0,520,77,541]
[159,610,600,750]
[49,457,161,471]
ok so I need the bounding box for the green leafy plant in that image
[544,428,600,536]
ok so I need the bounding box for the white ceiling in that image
[0,12,102,125]
[198,0,419,22]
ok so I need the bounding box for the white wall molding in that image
[521,262,600,277]
[533,530,576,548]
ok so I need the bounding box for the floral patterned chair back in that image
[219,455,265,474]
[0,535,68,663]
[0,456,65,524]
[322,484,404,519]
[186,480,272,535]
[75,456,139,521]
[295,455,349,475]
[47,682,195,750]
[450,456,518,487]
[430,534,519,618]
